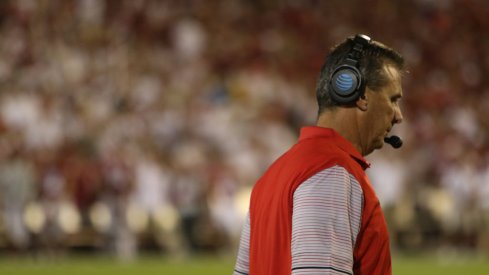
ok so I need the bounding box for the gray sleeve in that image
[291,165,363,275]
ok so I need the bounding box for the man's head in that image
[316,35,405,155]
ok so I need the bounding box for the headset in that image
[329,34,371,105]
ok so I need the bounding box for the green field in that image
[0,253,488,275]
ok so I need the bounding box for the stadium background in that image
[0,0,489,274]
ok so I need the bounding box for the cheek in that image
[381,103,395,121]
[371,105,392,133]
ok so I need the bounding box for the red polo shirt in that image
[245,126,391,275]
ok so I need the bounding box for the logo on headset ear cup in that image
[330,65,362,104]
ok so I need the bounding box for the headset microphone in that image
[384,136,403,149]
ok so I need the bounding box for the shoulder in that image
[296,165,363,198]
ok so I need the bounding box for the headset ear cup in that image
[329,66,362,104]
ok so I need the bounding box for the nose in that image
[393,106,403,124]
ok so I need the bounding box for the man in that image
[233,34,404,275]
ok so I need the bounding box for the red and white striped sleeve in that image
[291,165,363,275]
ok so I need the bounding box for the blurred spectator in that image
[0,135,35,250]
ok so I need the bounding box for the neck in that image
[316,108,364,155]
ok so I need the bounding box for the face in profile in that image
[360,64,404,155]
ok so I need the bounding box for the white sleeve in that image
[291,165,363,275]
[233,213,250,275]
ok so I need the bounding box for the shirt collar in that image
[298,126,371,170]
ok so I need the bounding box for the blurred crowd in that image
[0,0,488,260]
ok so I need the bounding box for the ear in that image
[356,93,368,111]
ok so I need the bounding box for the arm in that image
[291,165,363,275]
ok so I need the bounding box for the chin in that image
[373,139,384,150]
[365,139,384,155]
[379,139,385,148]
